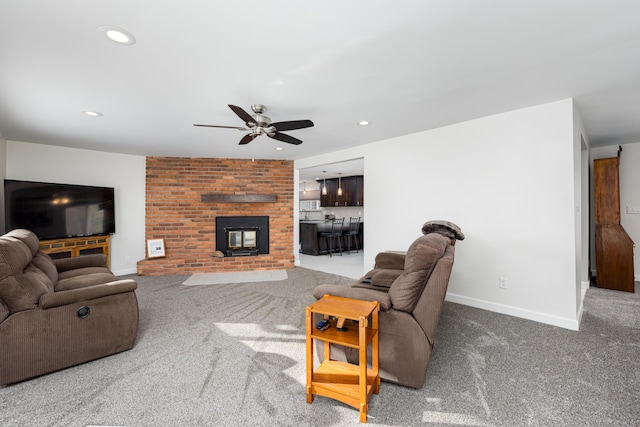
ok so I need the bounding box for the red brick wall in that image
[137,157,295,275]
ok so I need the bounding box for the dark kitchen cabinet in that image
[341,175,363,207]
[319,175,363,207]
[319,179,338,207]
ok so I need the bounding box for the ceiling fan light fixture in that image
[195,104,313,146]
[99,25,136,45]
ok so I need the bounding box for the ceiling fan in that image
[194,104,314,145]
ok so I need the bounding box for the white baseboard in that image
[445,293,580,331]
[576,281,589,327]
[112,267,138,276]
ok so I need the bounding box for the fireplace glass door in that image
[243,230,257,248]
[228,231,243,249]
[227,229,257,251]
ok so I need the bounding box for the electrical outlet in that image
[499,276,508,289]
[125,257,132,265]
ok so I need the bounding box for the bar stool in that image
[343,217,361,254]
[320,218,344,257]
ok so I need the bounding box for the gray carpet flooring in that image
[0,267,638,426]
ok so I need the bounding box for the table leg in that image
[305,307,314,403]
[359,315,367,422]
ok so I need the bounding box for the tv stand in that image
[39,235,111,268]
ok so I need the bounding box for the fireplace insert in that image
[226,227,259,256]
[216,216,269,257]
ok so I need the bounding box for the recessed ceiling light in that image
[358,120,370,126]
[275,147,285,151]
[83,111,103,117]
[98,25,136,45]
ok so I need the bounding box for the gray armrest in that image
[39,279,137,309]
[54,254,108,272]
[312,284,392,311]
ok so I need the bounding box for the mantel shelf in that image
[201,194,277,203]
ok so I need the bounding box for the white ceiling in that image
[2,1,640,179]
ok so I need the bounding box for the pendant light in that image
[303,182,307,195]
[337,173,343,196]
[321,171,327,195]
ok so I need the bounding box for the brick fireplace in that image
[137,157,294,275]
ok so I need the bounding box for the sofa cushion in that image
[56,271,118,291]
[5,229,40,255]
[353,269,402,291]
[0,264,55,313]
[32,251,58,284]
[373,252,406,270]
[0,230,56,313]
[0,235,33,280]
[388,233,449,312]
[370,269,403,288]
[0,298,9,323]
[54,254,108,272]
[57,266,113,281]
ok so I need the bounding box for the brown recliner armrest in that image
[54,254,108,272]
[39,279,137,309]
[373,252,405,270]
[356,268,403,291]
[312,284,392,311]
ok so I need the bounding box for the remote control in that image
[316,319,330,331]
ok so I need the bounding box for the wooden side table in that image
[306,294,380,423]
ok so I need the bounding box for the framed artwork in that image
[147,238,166,258]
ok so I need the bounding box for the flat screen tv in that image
[4,179,115,240]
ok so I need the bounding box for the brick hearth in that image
[137,156,294,275]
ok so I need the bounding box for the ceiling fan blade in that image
[193,124,249,130]
[268,132,303,145]
[228,104,257,126]
[270,120,314,132]
[239,133,258,145]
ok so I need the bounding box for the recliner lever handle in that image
[76,306,90,319]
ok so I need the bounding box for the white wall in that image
[6,141,145,275]
[572,104,590,320]
[0,132,6,233]
[296,99,584,329]
[590,142,640,280]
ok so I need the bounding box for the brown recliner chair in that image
[312,221,464,388]
[0,229,139,385]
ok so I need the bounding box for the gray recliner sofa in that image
[312,221,464,389]
[0,229,139,385]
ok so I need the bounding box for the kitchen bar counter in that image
[300,220,363,255]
